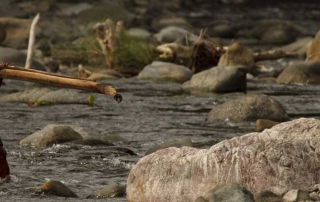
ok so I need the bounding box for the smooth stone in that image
[254,119,281,132]
[58,3,93,16]
[34,180,77,198]
[276,61,320,84]
[208,93,289,122]
[138,61,193,83]
[154,26,198,43]
[307,29,320,62]
[20,124,84,149]
[279,37,313,56]
[95,183,126,198]
[283,189,310,202]
[182,66,246,93]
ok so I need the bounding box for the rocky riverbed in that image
[1,0,320,201]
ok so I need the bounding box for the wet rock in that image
[209,22,237,38]
[0,88,92,105]
[282,189,310,202]
[137,61,193,83]
[154,26,198,44]
[152,17,191,31]
[127,118,320,202]
[0,138,10,180]
[95,183,126,198]
[35,180,77,198]
[20,124,84,149]
[0,17,40,49]
[0,47,45,71]
[195,184,254,202]
[58,3,93,16]
[276,61,320,84]
[208,93,289,122]
[87,69,124,81]
[182,66,246,93]
[145,138,193,155]
[279,37,313,56]
[250,20,308,45]
[309,192,320,201]
[218,42,255,69]
[254,190,282,202]
[127,28,151,39]
[254,119,281,132]
[307,29,320,62]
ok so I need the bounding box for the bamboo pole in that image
[0,64,122,103]
[25,13,40,69]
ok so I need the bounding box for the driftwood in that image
[92,19,123,68]
[25,13,40,69]
[0,63,122,103]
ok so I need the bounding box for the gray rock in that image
[261,25,296,45]
[95,183,126,198]
[20,124,84,149]
[276,61,320,84]
[208,93,289,122]
[138,61,193,83]
[35,180,77,198]
[154,26,198,43]
[127,28,151,39]
[127,118,320,201]
[145,138,193,155]
[0,47,45,71]
[196,184,254,202]
[58,3,93,16]
[152,17,191,31]
[210,23,237,38]
[283,189,310,202]
[182,66,246,93]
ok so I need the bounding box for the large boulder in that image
[307,29,320,62]
[195,184,254,202]
[127,118,320,202]
[276,61,320,84]
[207,93,289,122]
[137,61,193,83]
[182,66,246,93]
[19,124,85,149]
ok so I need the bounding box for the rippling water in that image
[1,77,320,201]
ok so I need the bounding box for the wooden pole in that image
[0,64,122,103]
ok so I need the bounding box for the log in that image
[0,63,122,103]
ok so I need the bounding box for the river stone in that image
[282,189,310,202]
[58,2,93,16]
[95,183,126,198]
[0,17,41,49]
[210,23,237,38]
[218,42,254,69]
[137,61,193,83]
[182,66,246,93]
[195,184,254,202]
[307,29,320,62]
[127,28,151,39]
[0,47,45,71]
[260,25,296,45]
[276,61,320,84]
[153,17,191,31]
[208,93,289,122]
[20,124,84,149]
[154,26,198,43]
[254,191,282,202]
[254,119,281,132]
[127,118,320,202]
[34,180,77,198]
[145,138,193,155]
